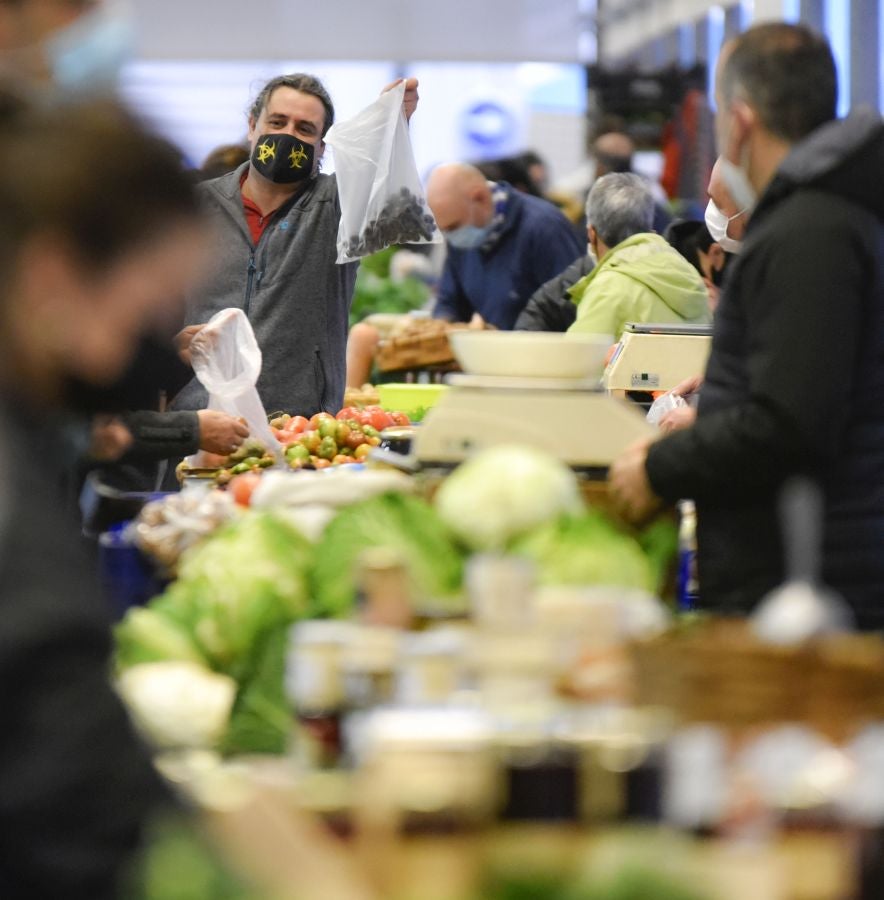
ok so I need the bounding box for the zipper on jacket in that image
[243,253,257,316]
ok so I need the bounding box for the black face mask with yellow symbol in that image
[250,133,315,184]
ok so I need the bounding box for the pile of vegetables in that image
[348,245,430,328]
[435,445,676,595]
[311,491,465,618]
[117,445,677,755]
[116,512,315,754]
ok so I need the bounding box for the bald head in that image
[426,163,493,233]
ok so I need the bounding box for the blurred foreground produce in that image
[311,491,466,618]
[512,510,677,596]
[116,513,316,754]
[435,445,584,551]
[123,812,265,900]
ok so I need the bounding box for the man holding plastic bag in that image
[170,73,426,420]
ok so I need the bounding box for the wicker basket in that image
[632,620,884,742]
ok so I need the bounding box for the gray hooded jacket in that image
[171,164,358,417]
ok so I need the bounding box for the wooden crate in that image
[377,330,457,373]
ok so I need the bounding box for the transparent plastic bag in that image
[645,390,688,426]
[186,308,280,464]
[325,81,440,264]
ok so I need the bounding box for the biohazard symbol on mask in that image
[256,140,276,164]
[288,145,308,169]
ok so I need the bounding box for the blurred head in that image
[426,163,494,249]
[0,0,134,90]
[0,87,206,404]
[585,172,654,259]
[199,142,250,181]
[516,149,549,194]
[246,73,333,179]
[478,154,542,197]
[593,131,635,178]
[715,23,836,203]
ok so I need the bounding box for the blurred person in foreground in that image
[0,0,133,90]
[567,172,710,340]
[609,23,884,628]
[0,0,250,489]
[0,87,208,897]
[427,161,583,329]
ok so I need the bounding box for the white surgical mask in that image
[704,199,744,254]
[45,0,135,92]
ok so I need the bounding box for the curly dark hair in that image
[248,73,335,137]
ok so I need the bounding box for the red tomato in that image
[283,415,309,436]
[363,406,394,431]
[335,406,362,422]
[389,410,411,426]
[229,472,261,507]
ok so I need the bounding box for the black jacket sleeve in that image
[514,254,592,332]
[122,410,200,462]
[646,202,871,504]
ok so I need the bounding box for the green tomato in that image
[286,443,310,462]
[317,435,338,460]
[318,419,338,440]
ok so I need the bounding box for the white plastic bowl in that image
[448,330,614,380]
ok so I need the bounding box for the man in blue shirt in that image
[427,163,584,329]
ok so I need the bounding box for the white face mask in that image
[704,199,744,254]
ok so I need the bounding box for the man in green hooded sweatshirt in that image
[568,172,710,339]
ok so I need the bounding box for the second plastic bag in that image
[186,308,280,465]
[325,80,440,264]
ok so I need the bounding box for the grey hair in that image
[585,172,655,248]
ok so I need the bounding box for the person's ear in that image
[724,98,755,162]
[246,116,258,144]
[708,242,726,271]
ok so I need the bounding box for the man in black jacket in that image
[609,22,884,628]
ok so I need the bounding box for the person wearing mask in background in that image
[567,173,710,340]
[170,72,420,420]
[427,162,584,329]
[664,218,732,311]
[0,87,207,898]
[609,23,884,628]
[704,155,748,253]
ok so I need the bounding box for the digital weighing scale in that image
[603,323,713,393]
[412,373,654,470]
